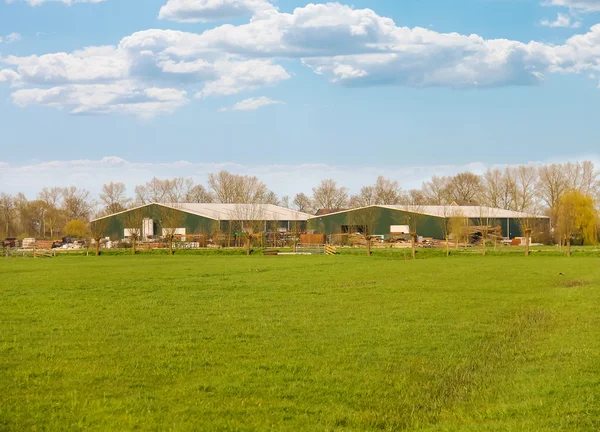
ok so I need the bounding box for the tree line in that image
[1,161,599,240]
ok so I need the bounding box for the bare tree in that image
[446,172,482,205]
[122,209,143,255]
[279,195,291,209]
[350,176,403,207]
[481,169,515,209]
[185,184,214,203]
[475,206,498,256]
[312,179,348,210]
[100,182,131,215]
[510,166,538,213]
[37,187,63,208]
[350,186,377,207]
[293,193,314,214]
[62,186,95,222]
[373,176,403,204]
[346,207,381,256]
[400,200,425,259]
[405,189,428,206]
[0,193,16,237]
[135,178,171,204]
[89,218,109,256]
[422,176,450,205]
[537,164,568,224]
[160,205,186,255]
[438,206,454,257]
[208,170,275,204]
[231,203,266,255]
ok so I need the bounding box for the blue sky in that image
[1,0,599,197]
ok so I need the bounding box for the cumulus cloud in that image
[159,0,274,23]
[11,81,189,118]
[3,2,600,116]
[219,96,283,111]
[541,13,582,27]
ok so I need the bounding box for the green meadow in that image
[1,255,599,431]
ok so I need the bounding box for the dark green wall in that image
[99,205,216,240]
[309,208,446,239]
[309,207,548,239]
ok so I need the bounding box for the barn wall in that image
[100,204,215,240]
[309,208,446,239]
[310,208,551,240]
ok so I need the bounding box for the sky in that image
[1,0,599,198]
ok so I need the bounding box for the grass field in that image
[1,255,599,431]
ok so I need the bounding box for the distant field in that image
[1,255,599,431]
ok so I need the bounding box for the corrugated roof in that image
[308,205,549,219]
[92,203,313,222]
[168,203,313,221]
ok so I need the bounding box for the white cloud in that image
[5,46,129,85]
[0,69,20,85]
[219,96,283,111]
[5,0,104,5]
[195,59,290,97]
[5,33,22,43]
[159,0,274,23]
[543,0,600,12]
[11,81,189,118]
[541,13,581,28]
[4,2,600,116]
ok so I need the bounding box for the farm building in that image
[308,205,550,240]
[92,203,312,241]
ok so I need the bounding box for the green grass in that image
[1,255,599,431]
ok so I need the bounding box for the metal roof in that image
[92,203,313,222]
[308,205,549,220]
[168,203,313,221]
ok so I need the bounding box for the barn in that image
[307,205,550,240]
[92,203,312,241]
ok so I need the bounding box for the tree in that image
[231,203,266,255]
[422,176,450,205]
[509,166,538,213]
[438,206,454,257]
[537,163,568,222]
[122,209,143,255]
[475,206,497,256]
[99,182,131,214]
[400,202,425,259]
[556,190,597,256]
[446,172,482,205]
[449,209,467,250]
[293,193,314,214]
[62,186,94,222]
[186,184,214,203]
[350,186,377,207]
[208,171,275,204]
[279,195,291,209]
[89,218,108,256]
[37,187,63,208]
[346,207,381,256]
[312,179,348,210]
[64,220,88,238]
[0,193,16,237]
[160,205,186,255]
[482,169,514,209]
